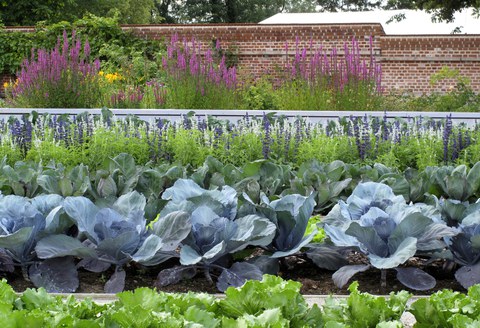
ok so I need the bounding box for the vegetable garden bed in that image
[0,154,477,294]
[1,110,480,327]
[2,19,480,326]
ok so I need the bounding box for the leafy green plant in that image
[283,160,353,213]
[323,182,456,290]
[219,275,323,327]
[322,281,410,327]
[0,159,43,197]
[37,163,91,197]
[445,212,480,289]
[35,191,191,293]
[0,194,72,291]
[305,215,326,243]
[240,77,279,110]
[156,179,276,291]
[409,284,480,328]
[434,163,480,202]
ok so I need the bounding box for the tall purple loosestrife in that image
[10,30,102,108]
[162,34,238,109]
[281,36,382,111]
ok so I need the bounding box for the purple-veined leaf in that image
[155,266,197,287]
[150,211,191,251]
[29,257,79,293]
[416,223,457,251]
[35,234,96,259]
[77,258,112,272]
[0,249,14,272]
[216,262,263,292]
[396,267,436,290]
[180,245,203,265]
[130,234,164,263]
[455,263,480,289]
[105,268,126,293]
[271,232,316,258]
[369,237,417,269]
[247,255,279,275]
[346,222,388,257]
[306,245,349,271]
[332,264,370,288]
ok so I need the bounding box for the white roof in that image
[259,9,480,35]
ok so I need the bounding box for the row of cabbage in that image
[1,275,480,328]
[3,153,480,218]
[1,154,480,294]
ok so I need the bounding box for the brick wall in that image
[379,35,480,93]
[2,23,480,96]
[128,24,383,78]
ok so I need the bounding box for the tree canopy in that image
[314,0,480,22]
[1,0,478,25]
[0,0,156,26]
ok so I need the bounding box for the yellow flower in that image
[103,72,123,83]
[98,71,104,76]
[3,82,8,88]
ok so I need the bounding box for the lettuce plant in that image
[323,182,456,290]
[322,281,410,327]
[410,285,480,327]
[35,191,191,293]
[157,179,276,291]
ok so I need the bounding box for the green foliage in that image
[383,67,480,113]
[219,275,323,326]
[240,77,280,110]
[0,0,156,26]
[274,79,383,111]
[410,285,480,327]
[323,281,410,327]
[305,215,326,243]
[23,277,480,327]
[0,14,165,82]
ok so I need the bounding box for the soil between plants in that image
[1,253,464,295]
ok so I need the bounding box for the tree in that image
[0,0,74,26]
[284,0,319,12]
[315,0,480,22]
[160,0,318,23]
[63,0,156,24]
[2,0,478,26]
[172,0,261,23]
[316,0,382,12]
[153,0,178,23]
[0,0,156,26]
[412,0,480,22]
